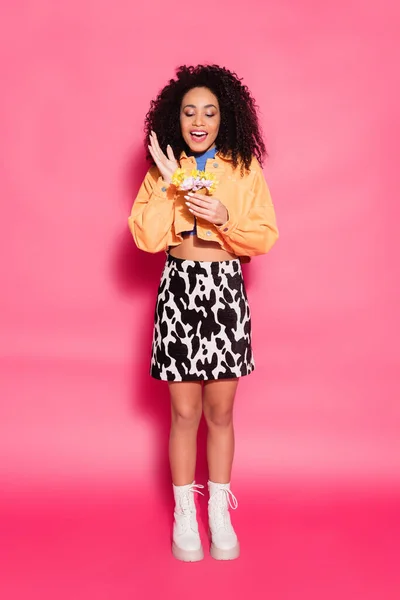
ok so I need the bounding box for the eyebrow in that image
[182,104,218,110]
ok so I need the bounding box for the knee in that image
[204,405,233,428]
[171,404,201,429]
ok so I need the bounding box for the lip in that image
[189,130,208,144]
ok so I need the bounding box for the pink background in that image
[1,1,399,598]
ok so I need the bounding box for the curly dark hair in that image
[144,64,266,173]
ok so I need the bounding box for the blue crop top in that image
[181,146,217,236]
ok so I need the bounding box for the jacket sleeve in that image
[215,158,279,256]
[128,166,175,253]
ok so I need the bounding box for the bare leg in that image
[168,381,203,486]
[203,379,239,483]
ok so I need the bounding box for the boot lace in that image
[210,488,238,530]
[177,483,204,513]
[175,484,204,534]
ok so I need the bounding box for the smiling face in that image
[180,87,221,154]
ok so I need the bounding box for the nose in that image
[192,112,205,127]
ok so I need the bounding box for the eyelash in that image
[185,113,215,118]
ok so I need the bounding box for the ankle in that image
[173,480,195,490]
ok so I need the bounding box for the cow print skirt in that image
[150,253,255,381]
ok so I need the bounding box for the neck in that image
[190,145,216,156]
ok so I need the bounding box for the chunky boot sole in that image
[172,542,204,562]
[210,542,240,561]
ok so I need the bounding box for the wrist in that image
[217,208,229,226]
[165,166,180,187]
[216,210,234,233]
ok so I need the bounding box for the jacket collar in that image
[179,150,232,163]
[179,151,231,175]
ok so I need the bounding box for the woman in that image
[128,64,279,562]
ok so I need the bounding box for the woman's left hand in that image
[184,193,228,226]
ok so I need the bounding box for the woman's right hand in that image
[148,131,178,185]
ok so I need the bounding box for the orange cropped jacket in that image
[128,151,279,259]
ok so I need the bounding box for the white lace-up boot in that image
[172,482,204,562]
[208,481,240,560]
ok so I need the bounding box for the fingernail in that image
[187,192,193,196]
[184,195,190,199]
[185,202,191,206]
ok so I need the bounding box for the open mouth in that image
[190,130,208,143]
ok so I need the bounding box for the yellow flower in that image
[204,172,217,183]
[171,168,219,193]
[208,181,218,195]
[171,168,186,187]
